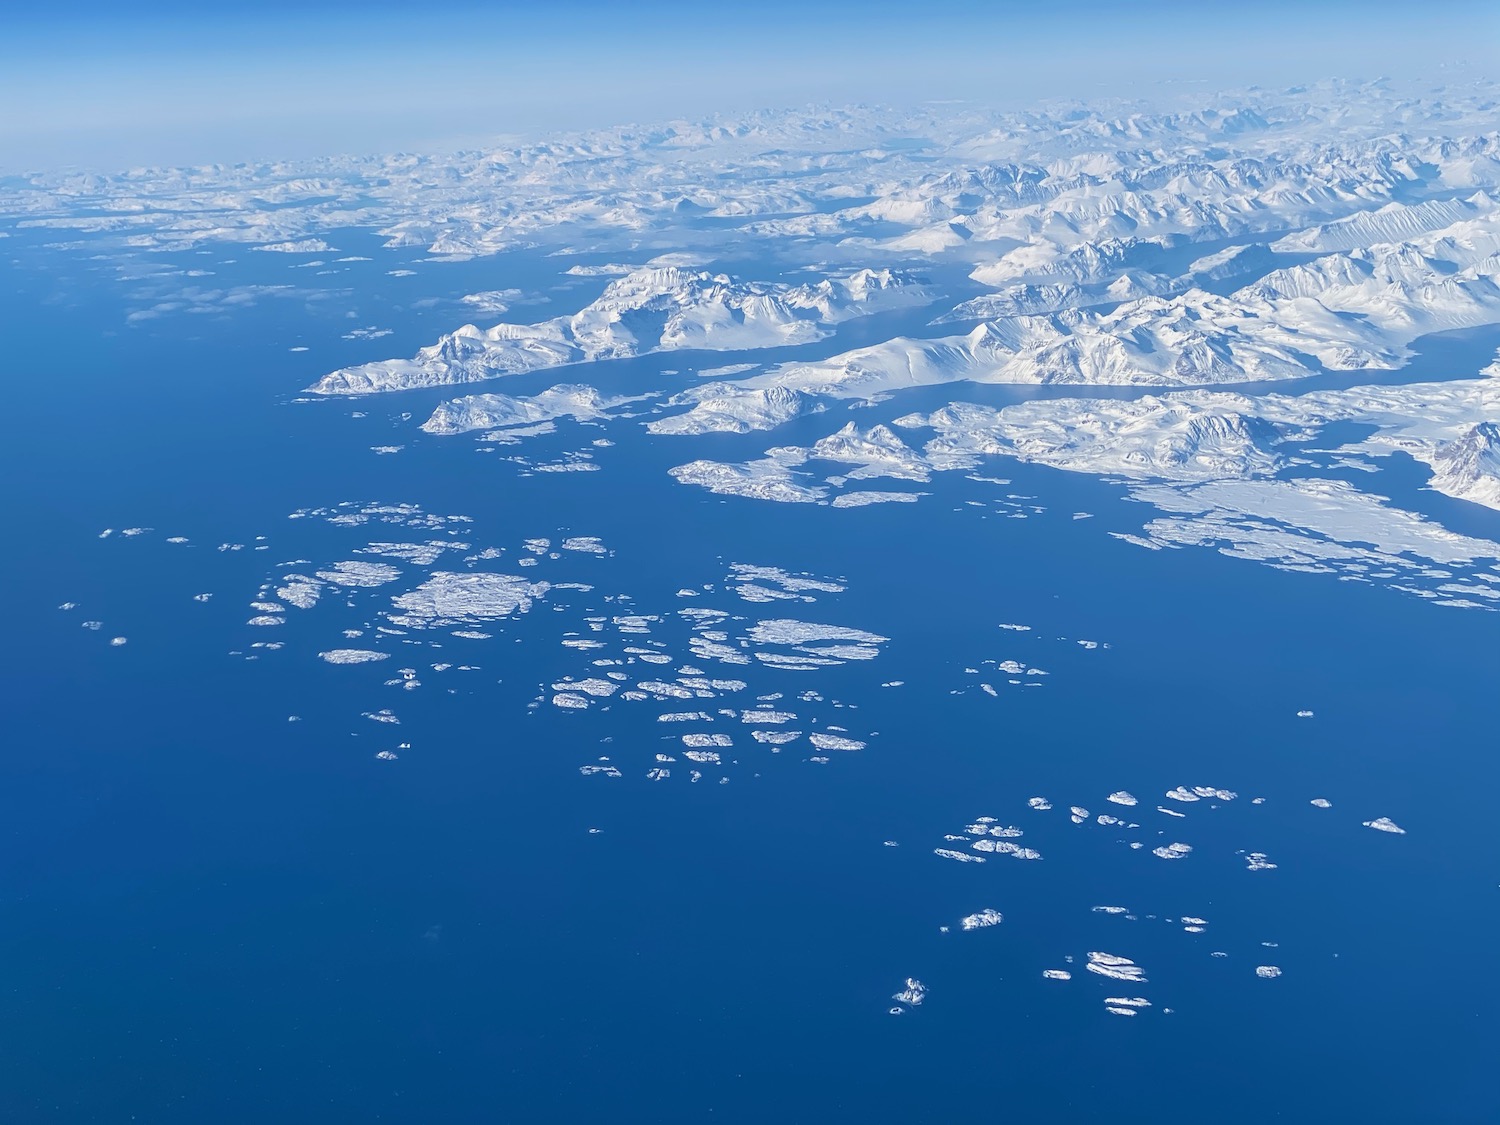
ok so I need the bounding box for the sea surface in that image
[2,229,1497,1123]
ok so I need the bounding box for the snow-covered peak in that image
[1430,421,1500,508]
[420,384,626,435]
[647,384,824,436]
[807,422,930,481]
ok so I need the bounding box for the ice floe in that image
[892,978,928,1007]
[808,733,866,751]
[1151,843,1194,860]
[1086,952,1147,983]
[318,649,390,664]
[728,563,845,603]
[960,908,1003,931]
[935,848,986,864]
[315,561,402,587]
[388,572,549,628]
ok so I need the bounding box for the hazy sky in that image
[4,1,1497,172]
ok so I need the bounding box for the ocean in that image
[2,225,1496,1123]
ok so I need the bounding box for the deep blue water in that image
[2,230,1498,1124]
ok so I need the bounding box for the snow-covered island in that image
[308,266,928,394]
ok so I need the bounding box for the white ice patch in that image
[276,576,322,608]
[892,978,928,1007]
[934,848,986,864]
[748,620,887,647]
[315,561,402,587]
[318,649,390,664]
[552,678,618,697]
[751,730,801,745]
[740,710,796,724]
[388,572,548,628]
[1086,952,1146,983]
[808,733,866,751]
[960,908,1003,930]
[728,563,845,603]
[830,490,925,508]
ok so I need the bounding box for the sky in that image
[4,1,1498,172]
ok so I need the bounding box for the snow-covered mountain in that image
[880,377,1500,509]
[806,423,931,481]
[309,266,929,395]
[896,395,1292,481]
[646,384,824,435]
[1427,421,1500,508]
[728,208,1500,402]
[420,384,628,435]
